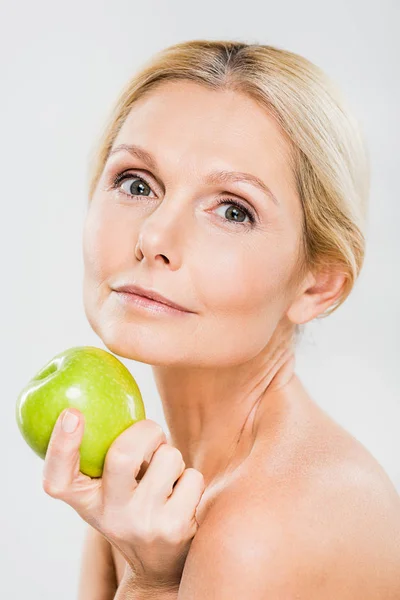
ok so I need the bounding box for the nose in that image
[134,196,188,270]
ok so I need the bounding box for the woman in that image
[43,40,400,598]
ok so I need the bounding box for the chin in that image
[94,325,186,367]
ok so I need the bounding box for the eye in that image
[214,198,256,227]
[112,172,156,199]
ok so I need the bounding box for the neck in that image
[152,320,298,489]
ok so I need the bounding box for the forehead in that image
[115,81,293,168]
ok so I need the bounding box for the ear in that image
[286,267,347,325]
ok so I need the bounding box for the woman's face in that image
[82,81,305,367]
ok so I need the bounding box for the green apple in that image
[16,346,146,477]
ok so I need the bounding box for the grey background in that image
[1,0,398,597]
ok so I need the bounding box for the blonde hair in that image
[86,39,370,326]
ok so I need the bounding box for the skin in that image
[82,80,400,591]
[82,79,345,486]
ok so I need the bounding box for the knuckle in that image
[43,478,64,499]
[133,420,167,445]
[172,447,184,462]
[185,468,205,491]
[186,467,205,483]
[106,447,136,471]
[106,447,127,465]
[159,444,183,462]
[140,419,164,436]
[149,420,167,443]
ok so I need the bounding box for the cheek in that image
[196,233,294,318]
[82,203,132,284]
[187,235,297,365]
[82,203,137,343]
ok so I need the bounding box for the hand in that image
[42,408,206,591]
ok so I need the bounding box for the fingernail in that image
[61,410,79,433]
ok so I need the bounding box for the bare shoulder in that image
[249,383,400,546]
[184,412,400,598]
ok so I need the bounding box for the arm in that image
[77,524,118,600]
[113,568,179,600]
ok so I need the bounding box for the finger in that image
[42,408,87,500]
[102,419,167,506]
[166,468,206,526]
[134,443,186,505]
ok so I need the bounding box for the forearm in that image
[114,572,179,600]
[115,589,178,600]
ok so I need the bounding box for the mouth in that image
[112,283,193,313]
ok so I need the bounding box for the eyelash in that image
[111,171,257,227]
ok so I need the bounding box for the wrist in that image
[115,582,179,600]
[134,581,179,599]
[115,567,179,600]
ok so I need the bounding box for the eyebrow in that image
[108,143,279,206]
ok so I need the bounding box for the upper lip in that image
[113,283,192,312]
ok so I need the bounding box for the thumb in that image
[42,407,85,500]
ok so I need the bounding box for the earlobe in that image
[286,269,347,325]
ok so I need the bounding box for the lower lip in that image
[114,292,191,316]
